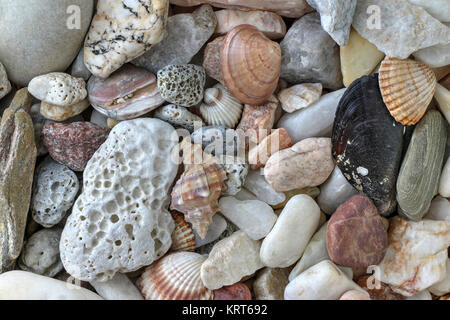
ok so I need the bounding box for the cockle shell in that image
[170,138,228,239]
[170,211,196,252]
[88,64,164,120]
[199,83,243,128]
[221,25,281,105]
[379,57,437,125]
[138,251,214,300]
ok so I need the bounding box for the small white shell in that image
[199,84,243,128]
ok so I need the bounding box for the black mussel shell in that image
[331,74,405,216]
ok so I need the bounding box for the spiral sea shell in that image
[379,57,437,125]
[199,84,243,128]
[221,24,281,105]
[170,210,196,252]
[138,251,214,300]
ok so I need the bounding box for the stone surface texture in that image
[0,61,11,100]
[253,267,290,300]
[243,170,285,206]
[90,273,143,300]
[277,83,322,113]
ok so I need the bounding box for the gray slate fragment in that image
[306,0,356,46]
[352,0,450,59]
[280,13,343,89]
[131,5,217,74]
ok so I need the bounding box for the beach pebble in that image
[90,273,143,300]
[428,259,450,296]
[264,138,335,192]
[31,158,79,228]
[277,83,322,113]
[40,99,90,122]
[30,104,48,156]
[439,156,450,197]
[194,214,227,248]
[219,197,277,240]
[260,195,320,268]
[18,228,63,277]
[154,104,204,132]
[413,44,450,68]
[213,283,252,300]
[90,110,109,129]
[406,290,432,300]
[272,187,321,210]
[253,268,290,300]
[0,61,11,100]
[435,84,450,124]
[200,230,264,290]
[280,12,343,89]
[356,275,405,300]
[243,170,285,206]
[408,0,450,22]
[157,64,206,107]
[69,48,91,81]
[425,196,450,222]
[339,290,371,300]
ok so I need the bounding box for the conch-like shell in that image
[170,211,196,252]
[170,138,227,240]
[221,24,281,105]
[379,57,437,125]
[199,84,243,128]
[138,251,214,300]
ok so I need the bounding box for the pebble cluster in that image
[0,0,449,301]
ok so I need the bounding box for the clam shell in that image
[170,211,196,252]
[379,57,437,125]
[332,74,405,216]
[199,84,243,128]
[221,24,281,105]
[138,251,214,300]
[87,64,164,120]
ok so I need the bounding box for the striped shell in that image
[138,251,214,300]
[170,211,196,252]
[199,84,243,128]
[379,57,437,125]
[170,138,227,240]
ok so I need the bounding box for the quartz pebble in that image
[18,228,63,277]
[425,196,450,222]
[253,268,290,300]
[339,290,371,300]
[40,99,90,122]
[218,197,277,240]
[31,158,79,228]
[243,170,285,206]
[200,230,264,290]
[408,0,450,22]
[260,195,320,268]
[439,156,450,197]
[154,104,204,132]
[272,187,320,210]
[413,44,450,68]
[234,188,258,201]
[435,84,450,124]
[277,84,322,113]
[406,290,432,300]
[0,61,11,100]
[264,138,335,192]
[428,259,450,296]
[90,273,143,300]
[194,214,227,248]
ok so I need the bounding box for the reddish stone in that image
[326,194,388,268]
[356,276,404,300]
[203,36,225,83]
[213,283,252,300]
[42,121,109,171]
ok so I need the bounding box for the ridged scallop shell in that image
[199,84,243,128]
[221,24,281,105]
[379,57,437,125]
[170,138,228,239]
[138,251,214,300]
[170,210,196,252]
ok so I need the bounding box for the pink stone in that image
[248,128,293,169]
[213,283,252,300]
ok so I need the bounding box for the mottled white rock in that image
[378,217,450,296]
[406,290,432,300]
[219,197,277,240]
[306,0,356,46]
[260,195,320,268]
[90,109,109,129]
[435,84,450,125]
[194,214,227,247]
[233,188,258,201]
[90,273,143,300]
[277,88,346,143]
[277,83,322,113]
[317,166,359,215]
[0,61,11,100]
[28,73,87,107]
[439,156,450,197]
[0,271,102,300]
[200,230,264,290]
[84,0,169,78]
[154,104,204,132]
[243,170,285,206]
[413,44,450,68]
[219,156,249,196]
[429,259,450,296]
[408,0,450,22]
[60,119,179,282]
[40,99,90,122]
[285,260,364,300]
[352,0,450,59]
[425,196,450,222]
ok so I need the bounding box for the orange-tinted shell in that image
[170,211,196,252]
[221,24,281,105]
[138,251,214,300]
[379,57,436,125]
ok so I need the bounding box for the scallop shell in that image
[221,24,281,105]
[379,57,437,125]
[138,251,214,300]
[199,84,243,128]
[170,210,196,252]
[170,138,228,239]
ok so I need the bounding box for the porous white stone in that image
[425,196,450,222]
[200,230,264,290]
[285,260,364,300]
[317,166,359,215]
[408,0,450,22]
[60,118,179,282]
[429,259,450,296]
[219,197,277,240]
[0,61,11,100]
[194,214,227,248]
[439,156,450,197]
[0,271,102,300]
[413,44,450,68]
[243,170,285,206]
[28,73,87,107]
[277,88,346,143]
[260,195,320,268]
[352,0,450,59]
[90,273,143,300]
[31,158,79,228]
